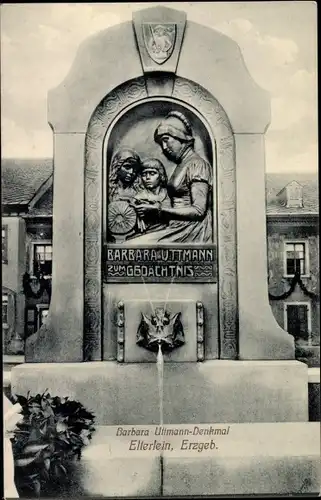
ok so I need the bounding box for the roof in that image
[1,158,53,205]
[265,173,318,215]
[276,179,302,196]
[1,159,318,215]
[28,186,53,216]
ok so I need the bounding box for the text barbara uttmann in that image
[115,425,231,453]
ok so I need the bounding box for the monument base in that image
[11,360,308,424]
[39,423,320,497]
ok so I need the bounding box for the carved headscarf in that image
[154,111,194,145]
[109,147,141,198]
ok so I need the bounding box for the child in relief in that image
[132,158,170,234]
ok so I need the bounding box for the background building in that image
[266,173,319,366]
[2,160,319,365]
[2,159,53,355]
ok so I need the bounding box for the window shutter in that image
[287,304,308,341]
[298,306,308,340]
[3,292,16,353]
[7,292,16,334]
[25,307,38,337]
[2,226,8,264]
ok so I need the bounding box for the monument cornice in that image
[47,7,270,135]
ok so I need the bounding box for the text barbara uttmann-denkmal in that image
[116,425,230,452]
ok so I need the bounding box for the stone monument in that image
[11,6,317,495]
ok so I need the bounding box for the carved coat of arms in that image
[143,24,177,64]
[136,307,185,352]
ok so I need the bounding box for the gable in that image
[28,185,53,216]
[285,181,303,208]
[266,173,318,214]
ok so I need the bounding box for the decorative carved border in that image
[84,76,238,361]
[196,301,205,361]
[116,301,125,362]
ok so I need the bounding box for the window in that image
[285,303,311,344]
[25,305,49,336]
[38,306,49,328]
[2,293,10,353]
[25,307,37,337]
[285,242,308,276]
[33,244,52,276]
[2,226,8,264]
[2,294,8,327]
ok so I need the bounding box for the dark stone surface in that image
[308,382,320,422]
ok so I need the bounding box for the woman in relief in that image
[108,147,142,201]
[132,111,213,244]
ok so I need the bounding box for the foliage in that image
[295,338,316,365]
[11,391,95,497]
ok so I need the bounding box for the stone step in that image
[6,361,320,422]
[5,357,320,377]
[3,355,25,364]
[66,423,320,497]
[11,361,311,424]
[5,359,320,386]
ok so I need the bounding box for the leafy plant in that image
[294,338,317,366]
[11,391,95,497]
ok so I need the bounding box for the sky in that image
[1,2,317,173]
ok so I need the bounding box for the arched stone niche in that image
[84,76,237,361]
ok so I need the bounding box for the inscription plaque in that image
[104,245,217,283]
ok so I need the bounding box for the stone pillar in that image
[25,134,85,362]
[176,19,295,359]
[25,20,144,363]
[235,134,294,358]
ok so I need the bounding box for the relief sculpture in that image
[107,111,213,245]
[108,148,141,201]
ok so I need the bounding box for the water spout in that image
[156,342,164,426]
[136,308,185,353]
[136,306,185,426]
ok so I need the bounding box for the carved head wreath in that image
[154,111,195,146]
